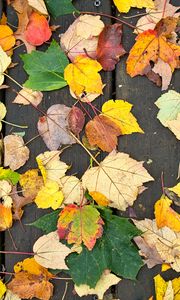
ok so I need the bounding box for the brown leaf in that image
[11,186,33,220]
[85,115,121,152]
[68,106,85,136]
[97,24,126,71]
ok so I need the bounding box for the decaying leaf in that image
[8,258,53,300]
[102,100,143,135]
[154,274,180,300]
[64,55,103,96]
[13,88,43,106]
[37,104,76,150]
[154,194,180,232]
[61,14,104,61]
[34,180,64,210]
[133,219,180,272]
[113,0,154,13]
[58,204,104,250]
[60,176,84,205]
[82,151,153,211]
[0,25,16,51]
[4,135,30,170]
[155,90,180,139]
[75,270,121,299]
[85,115,121,152]
[25,12,51,46]
[36,151,69,184]
[0,102,7,131]
[33,231,71,270]
[19,169,44,200]
[97,23,126,71]
[0,46,11,86]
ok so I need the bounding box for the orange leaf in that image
[25,12,52,46]
[0,203,12,231]
[57,204,104,250]
[0,25,16,51]
[85,115,121,152]
[154,195,180,232]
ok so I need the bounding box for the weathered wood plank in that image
[115,2,180,299]
[4,0,112,299]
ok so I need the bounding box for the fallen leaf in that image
[4,135,30,170]
[75,270,121,299]
[0,204,12,231]
[4,290,21,300]
[28,210,60,234]
[0,180,13,206]
[167,114,180,140]
[135,0,180,34]
[19,169,44,199]
[68,106,85,136]
[113,0,154,13]
[0,280,6,298]
[38,105,76,150]
[11,186,33,220]
[168,183,180,207]
[0,102,7,130]
[61,14,104,61]
[13,88,43,106]
[27,0,48,15]
[64,55,103,96]
[22,40,69,91]
[44,0,77,18]
[161,263,171,272]
[0,25,16,51]
[102,99,143,135]
[58,204,104,250]
[25,12,51,46]
[35,180,64,210]
[89,191,109,206]
[97,24,126,71]
[154,274,180,300]
[8,258,53,300]
[0,46,11,86]
[70,86,105,103]
[133,219,180,272]
[82,151,153,211]
[0,167,20,185]
[60,176,84,205]
[33,231,71,270]
[152,59,172,90]
[85,115,121,152]
[154,195,180,232]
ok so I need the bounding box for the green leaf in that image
[66,210,143,288]
[28,209,60,234]
[21,40,69,91]
[0,167,20,185]
[45,0,77,18]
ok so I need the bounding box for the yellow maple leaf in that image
[64,55,103,96]
[113,0,154,13]
[154,195,180,232]
[161,263,171,272]
[102,99,143,135]
[34,180,64,210]
[14,258,52,278]
[0,25,16,51]
[20,169,44,200]
[0,279,6,298]
[154,274,180,300]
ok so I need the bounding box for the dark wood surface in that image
[0,0,179,299]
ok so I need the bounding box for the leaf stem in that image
[0,271,72,281]
[0,250,34,255]
[2,120,28,129]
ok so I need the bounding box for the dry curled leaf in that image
[82,151,153,211]
[4,135,30,170]
[13,88,43,106]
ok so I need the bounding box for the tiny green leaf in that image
[28,209,61,234]
[45,0,77,18]
[0,167,20,185]
[21,40,69,91]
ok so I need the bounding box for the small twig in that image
[161,171,165,195]
[7,229,18,250]
[2,120,28,129]
[0,250,34,255]
[61,282,69,300]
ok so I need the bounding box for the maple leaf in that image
[85,115,121,152]
[61,14,104,61]
[154,194,180,232]
[0,46,11,86]
[13,88,43,106]
[61,176,84,205]
[29,210,60,234]
[68,107,85,136]
[113,0,154,13]
[0,25,16,51]
[97,24,126,71]
[25,12,51,46]
[36,151,69,184]
[133,219,180,272]
[44,0,77,18]
[75,270,121,299]
[66,209,143,287]
[102,99,143,135]
[58,204,104,250]
[34,180,64,210]
[82,151,153,211]
[27,0,48,15]
[4,135,30,170]
[0,280,6,298]
[0,167,20,185]
[0,102,7,131]
[8,258,53,300]
[154,274,180,300]
[64,55,103,96]
[37,105,76,150]
[22,40,69,91]
[155,90,180,139]
[33,231,71,270]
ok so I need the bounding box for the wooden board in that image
[1,0,179,299]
